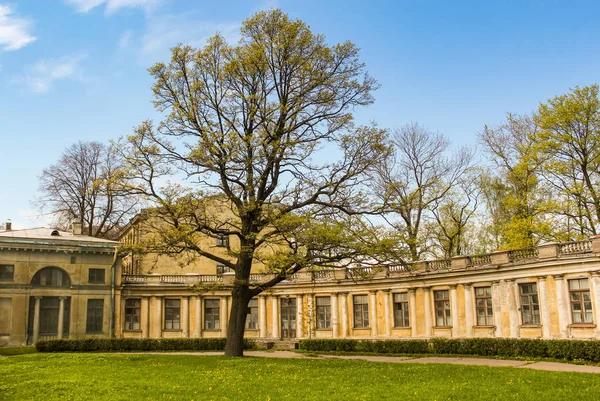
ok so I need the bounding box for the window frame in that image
[164,299,181,330]
[88,268,106,284]
[393,292,410,328]
[353,294,369,328]
[216,234,229,248]
[124,298,141,331]
[519,283,541,325]
[245,298,258,330]
[569,278,594,324]
[434,290,452,327]
[474,286,494,326]
[316,296,331,329]
[216,263,230,275]
[204,299,221,330]
[86,299,104,334]
[0,264,14,281]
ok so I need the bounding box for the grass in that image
[2,353,600,400]
[0,347,38,356]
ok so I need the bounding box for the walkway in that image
[143,350,600,374]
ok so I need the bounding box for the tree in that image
[535,84,600,238]
[374,123,473,261]
[118,10,393,356]
[36,141,139,239]
[478,114,554,249]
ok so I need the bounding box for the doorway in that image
[280,297,297,339]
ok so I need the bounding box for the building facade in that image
[4,219,600,347]
[0,223,120,347]
[116,238,600,343]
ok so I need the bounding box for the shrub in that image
[36,338,255,353]
[298,338,600,363]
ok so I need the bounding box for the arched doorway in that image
[27,267,72,343]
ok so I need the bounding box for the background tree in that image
[535,84,600,238]
[36,141,139,239]
[478,114,554,249]
[374,122,473,261]
[119,10,394,356]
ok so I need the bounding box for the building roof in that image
[0,227,119,245]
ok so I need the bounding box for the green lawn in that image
[2,354,600,400]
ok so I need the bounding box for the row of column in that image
[31,296,67,343]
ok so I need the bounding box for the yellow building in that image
[0,222,120,347]
[115,215,600,343]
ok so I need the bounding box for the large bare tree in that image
[36,141,139,239]
[374,123,473,261]
[119,10,396,356]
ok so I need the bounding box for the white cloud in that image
[65,0,160,15]
[138,13,239,65]
[0,4,36,51]
[118,29,133,48]
[15,53,87,93]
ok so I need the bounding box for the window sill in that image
[474,325,495,329]
[244,329,259,332]
[316,328,332,331]
[203,329,221,332]
[163,329,182,332]
[353,327,370,330]
[568,323,596,328]
[519,324,542,328]
[124,329,142,333]
[434,326,452,329]
[393,326,411,329]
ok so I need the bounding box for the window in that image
[216,234,229,247]
[216,264,230,275]
[393,293,410,328]
[353,295,369,328]
[316,296,331,329]
[31,267,70,287]
[88,268,105,284]
[519,283,540,325]
[245,299,258,330]
[164,299,181,330]
[475,287,494,326]
[0,265,14,281]
[569,278,594,324]
[124,299,141,331]
[204,299,220,330]
[86,299,104,333]
[434,290,451,327]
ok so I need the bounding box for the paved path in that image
[131,350,600,374]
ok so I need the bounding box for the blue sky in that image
[1,0,599,229]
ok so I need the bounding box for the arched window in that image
[31,267,71,287]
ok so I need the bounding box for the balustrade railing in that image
[469,254,492,266]
[508,247,539,262]
[426,259,451,271]
[559,240,592,256]
[311,270,334,281]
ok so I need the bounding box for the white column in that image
[507,280,519,338]
[491,281,503,337]
[409,289,417,337]
[340,293,348,337]
[423,287,432,337]
[592,272,600,336]
[57,297,66,339]
[32,296,41,343]
[271,295,279,339]
[195,296,202,337]
[382,290,391,337]
[296,295,303,339]
[259,296,267,338]
[220,297,228,337]
[331,293,339,338]
[463,284,473,338]
[538,276,551,339]
[554,274,568,338]
[141,297,150,338]
[181,296,189,337]
[450,285,459,337]
[369,291,378,337]
[153,296,162,338]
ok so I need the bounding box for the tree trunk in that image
[224,281,252,357]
